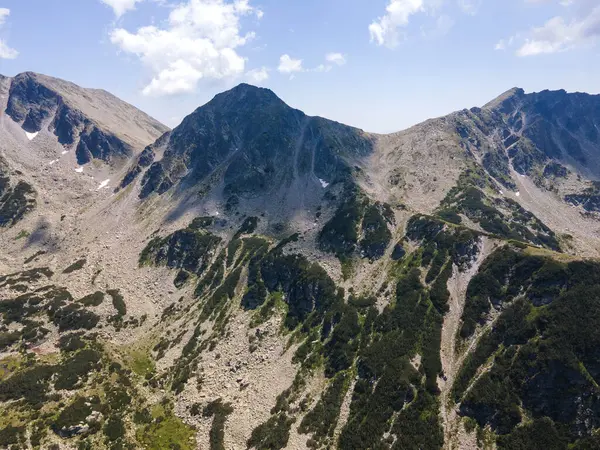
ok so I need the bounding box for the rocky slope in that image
[0,79,600,450]
[4,72,169,165]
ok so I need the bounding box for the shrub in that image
[79,291,105,307]
[108,290,127,317]
[63,258,87,274]
[53,304,100,331]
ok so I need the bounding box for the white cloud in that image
[369,0,425,48]
[110,0,262,96]
[100,0,144,17]
[0,8,9,26]
[246,66,269,82]
[0,8,17,59]
[0,41,17,59]
[277,54,303,74]
[516,6,600,56]
[326,52,346,65]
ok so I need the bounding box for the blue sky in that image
[0,0,599,133]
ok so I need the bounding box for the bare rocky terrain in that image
[1,74,600,450]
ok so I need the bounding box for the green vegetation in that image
[53,396,100,434]
[233,216,259,239]
[453,246,600,445]
[437,169,559,250]
[108,289,127,317]
[189,216,215,229]
[247,413,296,450]
[137,403,196,450]
[298,372,349,447]
[202,399,234,450]
[0,177,36,228]
[54,348,103,390]
[104,416,126,442]
[52,303,100,331]
[63,258,87,274]
[319,183,393,261]
[0,425,25,447]
[139,228,222,277]
[79,291,105,306]
[14,229,30,240]
[248,213,474,449]
[360,203,393,260]
[338,267,444,449]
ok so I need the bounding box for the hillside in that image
[0,78,599,450]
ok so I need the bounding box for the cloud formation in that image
[369,0,425,48]
[277,54,303,74]
[517,6,600,56]
[110,0,262,96]
[369,0,478,48]
[497,2,600,56]
[0,8,17,59]
[100,0,144,17]
[326,52,347,66]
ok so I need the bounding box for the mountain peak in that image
[205,82,287,112]
[483,87,525,110]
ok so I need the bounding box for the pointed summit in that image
[120,83,373,205]
[483,87,525,111]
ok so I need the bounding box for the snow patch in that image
[48,159,59,165]
[319,178,329,188]
[75,167,84,173]
[25,131,38,141]
[499,190,504,195]
[96,179,110,191]
[515,191,521,197]
[61,150,68,155]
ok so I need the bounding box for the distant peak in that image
[484,87,525,110]
[196,83,289,115]
[222,83,279,100]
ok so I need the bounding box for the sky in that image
[0,0,599,133]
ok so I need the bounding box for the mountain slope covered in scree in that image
[1,77,600,449]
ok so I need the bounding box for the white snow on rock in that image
[96,179,110,191]
[48,159,59,165]
[75,167,84,173]
[61,150,68,155]
[515,191,521,197]
[25,131,38,141]
[319,178,329,188]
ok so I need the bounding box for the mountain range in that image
[1,72,600,450]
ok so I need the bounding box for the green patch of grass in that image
[14,229,30,240]
[137,403,196,450]
[127,349,155,378]
[0,356,20,381]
